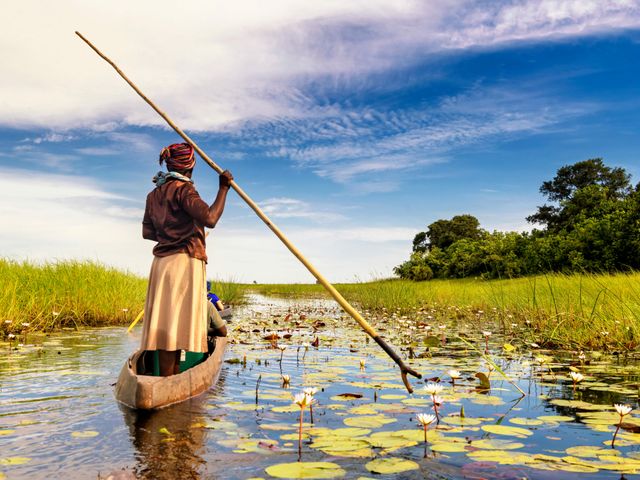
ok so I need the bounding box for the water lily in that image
[416,412,436,455]
[301,342,310,361]
[612,404,633,447]
[448,369,461,387]
[293,391,313,459]
[281,374,290,387]
[359,359,366,370]
[424,383,444,419]
[21,322,30,328]
[304,387,317,423]
[482,331,491,352]
[277,344,287,364]
[424,382,443,396]
[122,308,128,313]
[8,333,15,339]
[569,371,584,390]
[52,311,60,317]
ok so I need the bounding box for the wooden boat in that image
[115,336,227,410]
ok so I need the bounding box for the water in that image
[2,295,640,479]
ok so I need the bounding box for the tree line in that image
[394,158,640,280]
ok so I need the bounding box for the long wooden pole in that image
[76,31,421,392]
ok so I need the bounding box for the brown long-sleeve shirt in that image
[142,179,213,262]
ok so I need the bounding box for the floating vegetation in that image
[3,294,640,479]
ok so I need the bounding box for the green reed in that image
[208,277,245,305]
[0,259,147,332]
[245,273,640,350]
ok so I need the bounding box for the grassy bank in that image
[0,259,147,332]
[246,273,640,350]
[0,259,246,334]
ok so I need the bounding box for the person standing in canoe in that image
[141,142,233,376]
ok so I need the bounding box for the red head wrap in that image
[159,143,195,171]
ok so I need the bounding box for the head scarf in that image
[159,142,195,171]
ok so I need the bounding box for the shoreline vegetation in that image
[2,259,639,350]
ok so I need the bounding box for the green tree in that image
[527,158,631,231]
[425,214,483,250]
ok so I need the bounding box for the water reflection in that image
[120,397,210,479]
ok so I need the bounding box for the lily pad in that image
[344,415,397,428]
[265,461,346,479]
[481,425,533,438]
[365,458,419,474]
[0,457,31,466]
[509,417,544,426]
[71,430,99,438]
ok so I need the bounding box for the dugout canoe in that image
[115,336,227,410]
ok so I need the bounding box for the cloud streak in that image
[1,1,637,131]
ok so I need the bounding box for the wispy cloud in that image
[1,1,637,131]
[232,82,597,185]
[260,197,345,222]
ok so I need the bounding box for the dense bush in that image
[395,159,640,280]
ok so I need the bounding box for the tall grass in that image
[208,278,245,305]
[0,259,147,331]
[245,273,640,350]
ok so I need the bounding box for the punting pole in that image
[76,31,421,392]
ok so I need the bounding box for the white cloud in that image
[0,167,150,273]
[1,166,418,282]
[260,197,345,222]
[1,1,637,131]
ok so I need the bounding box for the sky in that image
[1,0,640,283]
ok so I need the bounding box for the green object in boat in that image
[151,350,205,376]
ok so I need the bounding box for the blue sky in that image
[1,1,639,282]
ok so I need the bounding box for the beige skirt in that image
[140,253,207,352]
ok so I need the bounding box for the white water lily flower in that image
[424,382,444,396]
[303,387,318,397]
[615,404,633,416]
[278,344,287,352]
[569,371,584,383]
[482,331,492,337]
[530,343,540,348]
[293,392,310,409]
[8,333,15,339]
[52,311,60,317]
[21,322,30,328]
[448,369,461,380]
[4,320,12,324]
[416,413,436,426]
[432,395,443,406]
[122,308,129,312]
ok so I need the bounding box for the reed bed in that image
[0,259,247,334]
[246,273,640,350]
[0,259,147,332]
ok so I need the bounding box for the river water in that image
[2,295,640,479]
